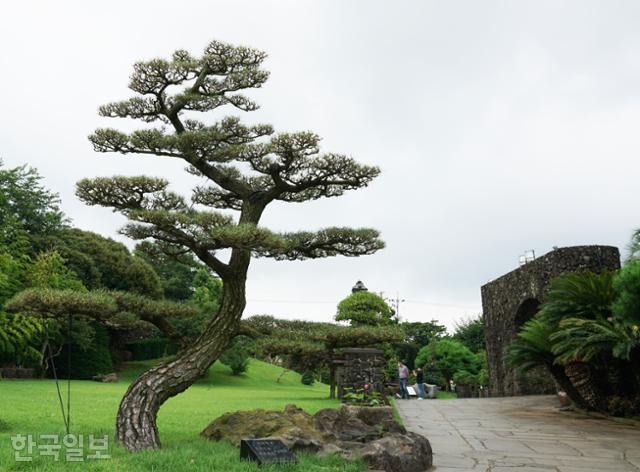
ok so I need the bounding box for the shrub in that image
[301,370,315,385]
[453,370,478,386]
[220,336,251,375]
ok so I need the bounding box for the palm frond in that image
[505,318,555,372]
[551,317,639,363]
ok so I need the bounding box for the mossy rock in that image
[200,404,326,451]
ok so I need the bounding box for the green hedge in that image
[126,338,177,361]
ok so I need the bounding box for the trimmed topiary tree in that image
[336,291,394,326]
[66,39,382,451]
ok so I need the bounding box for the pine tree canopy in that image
[6,289,197,347]
[76,40,384,277]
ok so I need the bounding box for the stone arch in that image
[481,245,620,396]
[514,298,540,328]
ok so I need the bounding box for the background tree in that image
[169,268,223,341]
[0,161,67,304]
[134,240,207,301]
[335,291,394,326]
[0,160,66,245]
[627,229,640,262]
[401,320,447,346]
[613,260,640,326]
[452,315,485,353]
[387,320,448,370]
[39,229,162,298]
[73,40,383,451]
[415,338,480,388]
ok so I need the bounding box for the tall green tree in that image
[415,338,480,387]
[73,40,383,451]
[388,320,447,370]
[134,240,205,301]
[169,268,223,340]
[453,316,485,353]
[627,229,640,262]
[401,320,447,346]
[41,228,162,298]
[0,161,65,245]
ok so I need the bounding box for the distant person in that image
[398,361,410,399]
[414,368,424,400]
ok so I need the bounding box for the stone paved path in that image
[396,395,640,472]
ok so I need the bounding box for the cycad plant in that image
[506,318,587,408]
[552,317,639,365]
[536,271,619,410]
[537,271,617,325]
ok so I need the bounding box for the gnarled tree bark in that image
[116,270,248,451]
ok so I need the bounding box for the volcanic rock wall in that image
[481,245,620,396]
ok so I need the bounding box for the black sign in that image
[240,438,298,465]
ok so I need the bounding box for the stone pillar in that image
[334,348,386,400]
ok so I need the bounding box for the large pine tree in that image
[76,40,384,451]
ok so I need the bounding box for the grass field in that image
[436,390,458,399]
[0,359,364,472]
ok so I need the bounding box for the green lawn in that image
[436,390,458,399]
[0,359,363,471]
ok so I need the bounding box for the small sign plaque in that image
[240,438,298,465]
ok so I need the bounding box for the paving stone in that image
[395,395,640,472]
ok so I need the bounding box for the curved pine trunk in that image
[115,277,246,451]
[547,364,588,409]
[564,361,602,411]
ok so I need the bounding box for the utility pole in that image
[387,292,406,319]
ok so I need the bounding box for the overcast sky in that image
[2,1,639,330]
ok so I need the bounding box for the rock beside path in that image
[349,431,433,472]
[200,404,325,451]
[201,403,432,472]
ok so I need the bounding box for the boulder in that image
[201,404,432,471]
[92,373,117,383]
[313,407,381,442]
[201,404,326,453]
[0,367,36,379]
[350,431,433,472]
[343,405,406,434]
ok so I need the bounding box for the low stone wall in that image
[0,367,36,379]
